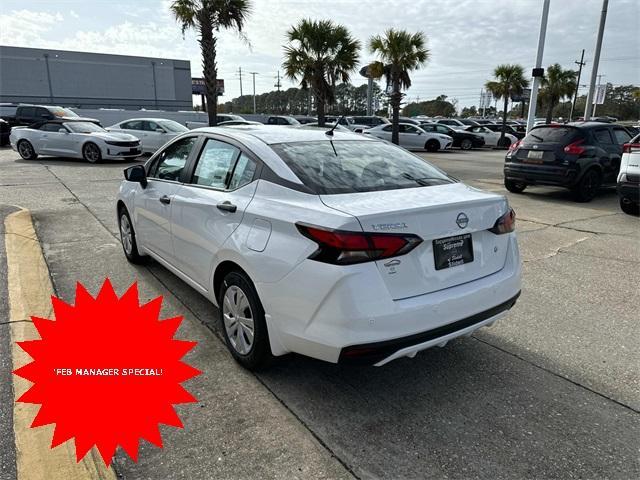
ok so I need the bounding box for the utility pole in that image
[592,74,605,116]
[526,0,551,133]
[237,66,243,97]
[249,71,259,113]
[274,71,282,92]
[584,0,608,119]
[569,49,586,121]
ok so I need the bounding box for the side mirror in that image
[124,165,147,188]
[155,128,165,133]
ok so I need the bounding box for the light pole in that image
[526,0,551,133]
[584,0,608,119]
[249,71,259,113]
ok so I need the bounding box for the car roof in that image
[190,124,374,145]
[565,121,618,129]
[118,118,177,123]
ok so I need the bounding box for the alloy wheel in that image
[119,214,133,255]
[18,141,33,158]
[222,285,255,355]
[84,144,100,162]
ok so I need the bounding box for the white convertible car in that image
[10,120,141,162]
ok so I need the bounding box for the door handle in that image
[159,195,171,205]
[216,201,237,213]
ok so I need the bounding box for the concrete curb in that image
[5,209,116,480]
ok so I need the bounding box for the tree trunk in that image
[317,93,326,127]
[545,98,555,124]
[391,70,401,145]
[500,96,508,144]
[199,23,218,127]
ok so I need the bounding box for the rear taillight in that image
[623,143,640,153]
[564,139,586,155]
[508,139,522,152]
[296,223,423,265]
[489,208,516,235]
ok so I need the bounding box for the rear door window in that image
[593,129,614,145]
[122,120,143,131]
[19,107,36,118]
[228,153,257,190]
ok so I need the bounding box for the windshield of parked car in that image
[50,107,78,117]
[159,120,189,133]
[271,140,453,194]
[65,122,106,133]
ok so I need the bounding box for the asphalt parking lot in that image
[0,145,638,479]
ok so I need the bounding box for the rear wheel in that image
[425,139,440,152]
[82,142,102,163]
[497,137,512,148]
[504,178,527,193]
[620,198,639,216]
[17,140,38,160]
[573,169,601,202]
[460,138,473,150]
[219,271,273,370]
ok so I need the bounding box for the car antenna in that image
[325,113,346,137]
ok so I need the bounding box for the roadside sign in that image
[511,88,531,103]
[593,84,606,104]
[192,78,225,96]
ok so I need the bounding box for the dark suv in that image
[503,122,635,201]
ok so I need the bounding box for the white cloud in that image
[0,10,64,45]
[69,10,80,19]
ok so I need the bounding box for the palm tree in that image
[485,64,528,145]
[283,19,361,126]
[368,29,429,145]
[171,0,251,126]
[540,63,577,123]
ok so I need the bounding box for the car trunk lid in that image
[320,183,510,300]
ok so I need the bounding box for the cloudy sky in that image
[1,0,637,108]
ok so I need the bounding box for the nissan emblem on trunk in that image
[456,212,469,229]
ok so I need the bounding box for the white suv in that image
[617,134,640,215]
[117,126,521,369]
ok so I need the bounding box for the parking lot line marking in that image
[5,209,116,480]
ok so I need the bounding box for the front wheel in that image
[504,178,527,193]
[118,208,146,264]
[82,142,102,163]
[219,271,273,370]
[425,139,440,152]
[573,169,601,202]
[460,138,473,150]
[17,140,38,160]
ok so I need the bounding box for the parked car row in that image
[503,122,638,211]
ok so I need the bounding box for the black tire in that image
[620,198,640,216]
[425,139,440,152]
[82,142,102,163]
[460,138,473,150]
[497,137,512,148]
[218,271,273,370]
[573,169,601,202]
[17,140,38,160]
[118,207,146,264]
[504,178,527,193]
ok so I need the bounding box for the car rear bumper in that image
[617,181,640,204]
[504,161,579,187]
[258,233,522,365]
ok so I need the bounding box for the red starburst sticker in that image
[13,279,201,466]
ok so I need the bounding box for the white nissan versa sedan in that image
[117,126,521,369]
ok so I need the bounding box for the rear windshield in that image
[525,127,579,143]
[270,140,453,194]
